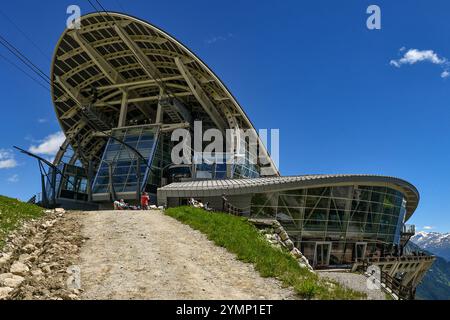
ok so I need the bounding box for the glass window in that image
[92,125,159,194]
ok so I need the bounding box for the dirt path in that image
[78,210,296,300]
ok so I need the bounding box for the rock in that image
[0,253,12,267]
[10,261,29,276]
[42,265,52,274]
[279,231,289,241]
[2,275,25,288]
[284,239,294,250]
[272,220,281,227]
[18,254,31,263]
[41,220,55,229]
[298,262,309,269]
[290,248,302,258]
[55,208,65,213]
[22,244,37,253]
[0,273,13,283]
[0,287,13,299]
[31,269,43,277]
[0,273,24,288]
[274,227,283,234]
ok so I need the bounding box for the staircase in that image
[81,105,112,131]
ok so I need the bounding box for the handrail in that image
[356,258,415,300]
[380,271,414,300]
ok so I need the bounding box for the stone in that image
[0,287,13,299]
[284,239,294,250]
[298,262,309,269]
[54,208,65,213]
[290,248,302,258]
[22,244,37,253]
[10,261,29,276]
[0,273,13,283]
[2,275,24,288]
[274,227,283,234]
[279,231,289,241]
[272,220,281,227]
[0,253,12,267]
[31,269,43,277]
[18,254,31,263]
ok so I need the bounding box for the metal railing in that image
[380,270,414,300]
[357,259,414,300]
[224,202,244,216]
[27,192,42,205]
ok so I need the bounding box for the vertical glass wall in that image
[193,153,227,180]
[250,185,407,264]
[92,125,159,194]
[193,152,260,180]
[46,163,88,201]
[59,164,88,201]
[232,146,260,179]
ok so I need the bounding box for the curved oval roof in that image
[158,174,420,221]
[51,12,278,175]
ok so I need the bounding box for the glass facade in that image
[59,164,88,201]
[193,152,260,180]
[250,185,407,265]
[92,125,159,194]
[46,163,88,202]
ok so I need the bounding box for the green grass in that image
[165,206,366,300]
[0,195,44,248]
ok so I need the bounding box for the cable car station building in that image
[30,12,434,293]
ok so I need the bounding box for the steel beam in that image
[174,57,227,131]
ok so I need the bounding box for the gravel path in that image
[317,271,386,300]
[78,210,297,300]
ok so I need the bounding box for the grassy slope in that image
[0,195,44,248]
[165,206,366,300]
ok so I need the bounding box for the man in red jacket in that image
[140,192,150,210]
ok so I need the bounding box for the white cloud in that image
[205,33,234,45]
[37,118,48,123]
[390,49,446,67]
[441,70,450,78]
[28,131,65,156]
[423,226,434,230]
[7,174,19,183]
[0,149,18,169]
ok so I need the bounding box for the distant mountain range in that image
[409,232,450,300]
[411,231,450,261]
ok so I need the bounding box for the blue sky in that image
[0,1,449,232]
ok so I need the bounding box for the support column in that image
[156,88,165,124]
[87,160,93,202]
[118,90,129,127]
[41,173,48,208]
[136,157,141,206]
[108,163,117,202]
[51,168,57,207]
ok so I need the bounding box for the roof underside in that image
[158,174,420,220]
[51,12,278,175]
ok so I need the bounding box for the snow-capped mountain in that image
[411,231,450,261]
